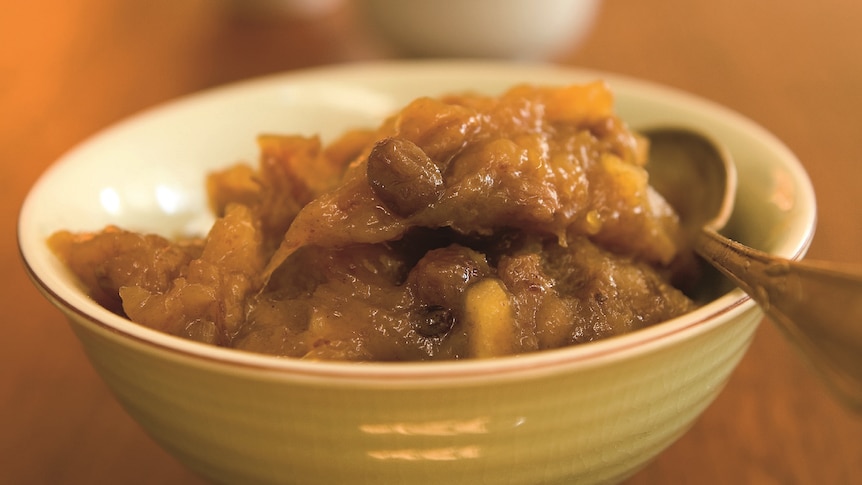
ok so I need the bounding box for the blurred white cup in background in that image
[226,0,346,20]
[357,0,602,59]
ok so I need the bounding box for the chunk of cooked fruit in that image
[463,278,517,358]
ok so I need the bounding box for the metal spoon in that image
[644,127,862,412]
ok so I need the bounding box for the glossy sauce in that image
[50,82,697,361]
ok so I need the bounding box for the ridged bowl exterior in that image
[51,299,760,485]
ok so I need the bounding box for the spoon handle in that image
[697,228,862,412]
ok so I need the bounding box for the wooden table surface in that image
[3,0,861,483]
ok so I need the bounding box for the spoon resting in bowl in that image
[644,127,862,412]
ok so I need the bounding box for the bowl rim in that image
[18,60,816,385]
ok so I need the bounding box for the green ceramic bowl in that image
[19,61,816,485]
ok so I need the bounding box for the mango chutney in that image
[50,82,697,361]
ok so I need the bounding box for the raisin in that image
[367,137,444,217]
[415,304,455,338]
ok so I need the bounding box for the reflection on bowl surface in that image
[19,61,816,485]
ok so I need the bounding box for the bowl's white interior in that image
[18,61,816,381]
